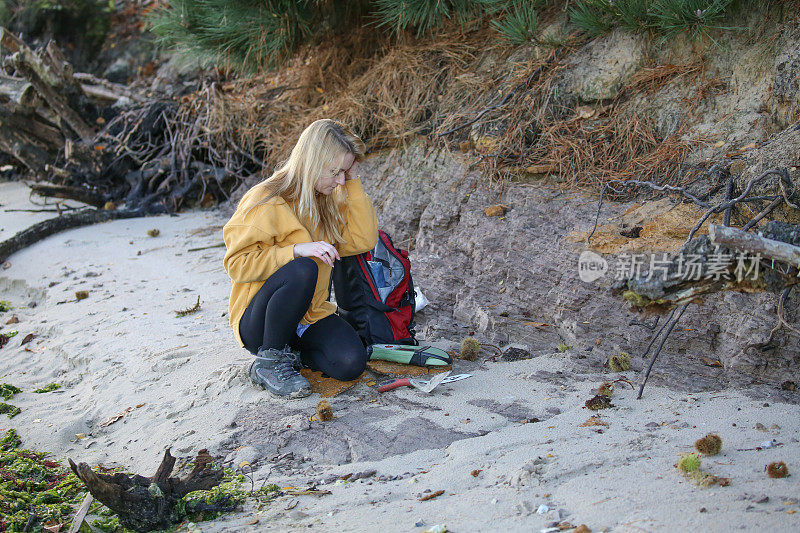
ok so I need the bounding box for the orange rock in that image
[484,205,507,217]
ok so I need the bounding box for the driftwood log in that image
[69,448,226,532]
[0,208,143,262]
[709,223,800,268]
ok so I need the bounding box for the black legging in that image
[238,257,367,381]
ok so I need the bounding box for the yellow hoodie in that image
[222,178,378,347]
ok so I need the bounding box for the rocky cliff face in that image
[356,139,798,394]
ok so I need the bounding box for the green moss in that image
[608,352,631,372]
[34,383,61,393]
[0,383,22,400]
[0,402,21,418]
[0,429,86,531]
[622,290,651,307]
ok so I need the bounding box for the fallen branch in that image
[709,224,800,268]
[0,208,147,262]
[29,183,107,208]
[637,303,691,399]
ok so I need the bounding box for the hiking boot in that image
[249,345,311,398]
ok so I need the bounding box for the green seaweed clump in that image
[173,469,248,521]
[557,343,572,352]
[608,352,631,372]
[34,383,61,393]
[0,429,86,531]
[677,453,701,473]
[0,402,21,418]
[597,381,615,396]
[0,383,21,400]
[585,394,613,410]
[0,300,12,312]
[92,514,123,532]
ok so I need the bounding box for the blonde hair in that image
[244,119,366,244]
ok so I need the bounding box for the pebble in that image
[755,495,769,504]
[350,469,377,481]
[536,504,550,514]
[754,423,767,431]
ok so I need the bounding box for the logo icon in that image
[578,250,608,283]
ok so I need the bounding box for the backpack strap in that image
[409,346,452,366]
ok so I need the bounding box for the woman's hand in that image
[345,160,359,181]
[293,241,341,267]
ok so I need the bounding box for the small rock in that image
[545,509,562,522]
[699,507,707,513]
[517,500,535,515]
[5,316,19,325]
[350,469,376,481]
[536,503,550,514]
[645,422,659,428]
[227,445,261,468]
[502,346,532,362]
[754,423,767,431]
[574,526,591,533]
[755,495,769,504]
[769,424,781,431]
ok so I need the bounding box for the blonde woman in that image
[223,119,378,398]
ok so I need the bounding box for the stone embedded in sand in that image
[75,290,89,300]
[501,346,531,362]
[147,228,160,237]
[316,400,333,421]
[694,433,722,456]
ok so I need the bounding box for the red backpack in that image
[331,230,417,345]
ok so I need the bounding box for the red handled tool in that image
[377,371,472,393]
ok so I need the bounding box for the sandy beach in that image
[1,179,799,532]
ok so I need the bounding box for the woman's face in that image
[315,151,355,196]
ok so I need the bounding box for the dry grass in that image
[179,17,710,193]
